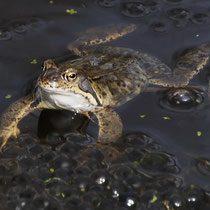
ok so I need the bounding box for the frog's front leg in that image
[0,94,43,150]
[95,108,123,144]
[91,108,123,161]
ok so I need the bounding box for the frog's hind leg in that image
[150,43,210,87]
[172,43,210,86]
[0,94,43,150]
[68,23,136,57]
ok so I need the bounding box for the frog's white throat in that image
[37,87,100,113]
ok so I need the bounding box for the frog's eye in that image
[62,71,77,82]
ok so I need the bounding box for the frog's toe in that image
[0,133,10,151]
[14,127,20,138]
[0,127,20,151]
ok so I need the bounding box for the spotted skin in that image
[0,23,210,157]
[0,94,44,150]
[68,23,136,56]
[0,24,138,152]
[149,43,210,87]
[95,108,123,144]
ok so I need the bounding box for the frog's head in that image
[37,59,101,112]
[38,59,81,90]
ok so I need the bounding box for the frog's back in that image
[67,47,148,108]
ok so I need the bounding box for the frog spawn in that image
[2,131,210,209]
[0,17,45,41]
[195,157,210,177]
[97,0,118,7]
[159,88,205,112]
[97,1,210,32]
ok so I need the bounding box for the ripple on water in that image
[159,88,205,112]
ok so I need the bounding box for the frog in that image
[0,23,210,155]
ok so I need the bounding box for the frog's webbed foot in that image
[0,127,20,151]
[68,23,136,57]
[0,94,43,150]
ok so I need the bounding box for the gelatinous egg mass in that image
[97,0,117,8]
[160,88,204,112]
[121,2,149,18]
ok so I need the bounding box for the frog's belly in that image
[43,92,99,113]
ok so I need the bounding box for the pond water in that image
[0,0,210,209]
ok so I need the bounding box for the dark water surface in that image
[1,0,210,209]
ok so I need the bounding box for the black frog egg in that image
[168,8,191,27]
[169,89,196,105]
[160,88,204,112]
[12,21,28,34]
[151,22,168,32]
[97,0,117,7]
[0,27,12,41]
[120,2,149,18]
[195,157,210,177]
[165,0,183,3]
[168,8,190,21]
[191,13,210,25]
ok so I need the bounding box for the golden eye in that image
[62,71,77,82]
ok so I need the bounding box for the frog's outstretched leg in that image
[68,23,136,56]
[150,43,210,87]
[0,94,44,150]
[172,43,210,86]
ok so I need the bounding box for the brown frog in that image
[0,23,210,152]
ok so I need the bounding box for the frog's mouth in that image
[36,84,102,112]
[37,76,102,107]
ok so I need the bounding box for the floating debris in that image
[66,9,78,15]
[150,195,158,203]
[30,59,37,64]
[5,94,12,99]
[163,116,170,120]
[50,168,55,173]
[197,131,202,137]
